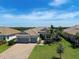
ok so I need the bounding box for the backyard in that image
[29,38,79,59]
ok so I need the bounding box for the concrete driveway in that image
[0,43,36,59]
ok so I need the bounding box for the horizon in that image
[0,24,78,27]
[0,0,79,27]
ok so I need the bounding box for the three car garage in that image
[16,37,37,43]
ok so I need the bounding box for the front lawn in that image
[0,43,10,53]
[29,38,79,59]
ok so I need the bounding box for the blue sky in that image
[0,0,79,27]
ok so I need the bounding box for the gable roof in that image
[0,27,21,35]
[24,28,44,36]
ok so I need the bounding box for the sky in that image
[0,0,79,27]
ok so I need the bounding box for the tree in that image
[50,25,54,34]
[58,26,63,35]
[57,43,64,59]
[49,25,55,43]
[76,32,79,40]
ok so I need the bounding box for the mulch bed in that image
[0,41,6,45]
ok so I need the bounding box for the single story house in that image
[0,27,47,43]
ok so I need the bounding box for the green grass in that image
[61,38,79,59]
[29,38,79,59]
[0,43,10,53]
[29,44,58,59]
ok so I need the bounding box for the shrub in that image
[56,43,64,59]
[8,39,16,46]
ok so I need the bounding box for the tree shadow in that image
[52,56,61,59]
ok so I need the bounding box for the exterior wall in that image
[6,35,17,41]
[37,37,41,42]
[0,35,4,41]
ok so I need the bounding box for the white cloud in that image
[49,0,68,6]
[0,10,79,27]
[1,10,57,20]
[56,12,79,20]
[0,10,79,21]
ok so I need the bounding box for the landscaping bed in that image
[0,41,6,45]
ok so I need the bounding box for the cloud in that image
[49,0,68,6]
[17,11,57,20]
[0,10,56,20]
[56,11,79,20]
[0,9,79,27]
[1,10,79,21]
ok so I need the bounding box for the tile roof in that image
[0,27,21,35]
[24,28,44,36]
[64,25,79,35]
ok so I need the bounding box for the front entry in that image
[30,37,37,43]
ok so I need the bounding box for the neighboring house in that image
[63,25,79,40]
[0,27,20,42]
[64,25,79,35]
[63,25,79,47]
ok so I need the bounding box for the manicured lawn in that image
[29,38,79,59]
[0,43,10,53]
[61,38,79,59]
